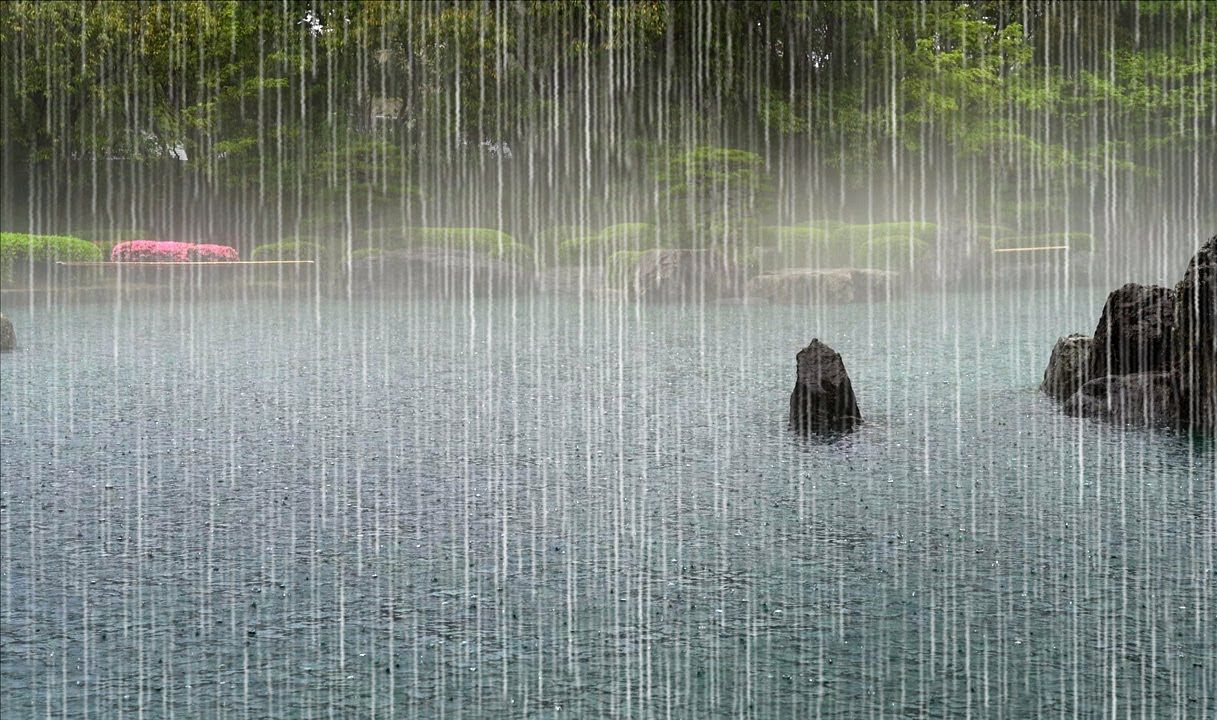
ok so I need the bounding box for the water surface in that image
[1,289,1213,718]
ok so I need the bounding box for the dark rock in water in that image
[353,248,527,297]
[1041,334,1093,402]
[1063,372,1180,427]
[1043,236,1215,434]
[789,339,862,434]
[1172,235,1217,431]
[0,313,14,352]
[747,268,898,304]
[631,249,736,302]
[1088,283,1176,379]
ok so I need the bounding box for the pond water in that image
[1,289,1213,718]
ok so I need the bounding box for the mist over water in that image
[1,2,1214,718]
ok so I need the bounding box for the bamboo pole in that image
[991,246,1069,254]
[56,260,316,266]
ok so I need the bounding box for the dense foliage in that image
[1,0,1212,271]
[0,232,102,279]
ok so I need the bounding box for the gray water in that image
[1,289,1213,718]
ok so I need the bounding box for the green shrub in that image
[972,224,1014,241]
[834,223,934,270]
[993,232,1095,252]
[251,240,323,261]
[555,234,601,264]
[801,219,847,234]
[556,223,659,264]
[753,222,935,270]
[359,227,532,262]
[755,226,831,269]
[825,233,928,270]
[1,232,102,279]
[533,224,588,267]
[836,222,938,245]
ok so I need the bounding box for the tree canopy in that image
[1,0,1212,258]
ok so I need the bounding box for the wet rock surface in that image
[1045,237,1214,432]
[1063,372,1179,427]
[789,339,862,435]
[1172,235,1216,431]
[1041,333,1092,402]
[1087,283,1176,379]
[631,249,736,302]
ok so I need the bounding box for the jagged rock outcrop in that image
[631,249,736,302]
[1063,372,1180,427]
[789,339,862,435]
[1044,237,1214,433]
[747,268,898,304]
[1172,236,1216,431]
[0,313,14,352]
[1041,333,1092,402]
[1087,283,1176,379]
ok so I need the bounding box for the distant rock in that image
[353,248,528,297]
[1172,235,1216,431]
[1088,282,1176,379]
[747,268,898,304]
[1063,372,1179,427]
[534,265,604,297]
[0,313,13,352]
[631,249,736,302]
[1041,333,1092,402]
[789,339,862,435]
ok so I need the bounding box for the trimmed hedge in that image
[605,249,649,287]
[251,240,323,261]
[111,241,239,262]
[1,232,102,278]
[755,226,830,268]
[359,227,532,262]
[755,222,937,271]
[973,224,1014,242]
[533,224,586,266]
[837,222,937,244]
[556,223,660,264]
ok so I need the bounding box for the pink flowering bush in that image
[111,241,238,262]
[189,244,239,261]
[110,240,189,261]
